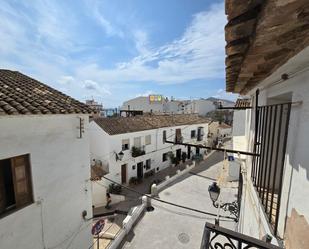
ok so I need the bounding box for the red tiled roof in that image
[218,123,231,129]
[0,69,95,115]
[235,99,251,108]
[94,114,210,135]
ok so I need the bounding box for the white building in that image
[0,70,94,249]
[232,99,251,160]
[120,96,217,116]
[217,123,232,138]
[89,114,209,194]
[225,1,309,248]
[121,96,167,114]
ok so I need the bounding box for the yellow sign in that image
[149,95,163,103]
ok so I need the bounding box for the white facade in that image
[121,96,166,114]
[236,47,309,247]
[191,99,216,115]
[120,96,216,116]
[0,114,92,249]
[89,121,208,190]
[217,125,232,138]
[232,109,250,159]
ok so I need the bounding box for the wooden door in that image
[121,164,127,184]
[11,155,32,207]
[0,166,6,213]
[175,129,182,143]
[137,162,143,179]
[187,146,191,159]
[176,149,181,161]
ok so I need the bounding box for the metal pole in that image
[164,140,259,157]
[97,234,99,249]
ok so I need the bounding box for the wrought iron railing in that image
[252,103,291,235]
[200,223,282,249]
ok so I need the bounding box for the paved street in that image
[121,149,239,249]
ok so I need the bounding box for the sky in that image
[0,0,237,107]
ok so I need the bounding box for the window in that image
[134,137,141,148]
[196,147,200,155]
[175,128,182,143]
[197,127,204,141]
[191,130,196,138]
[145,159,151,170]
[0,154,33,217]
[163,130,166,143]
[162,153,168,162]
[122,139,130,151]
[145,135,151,145]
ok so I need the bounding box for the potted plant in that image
[108,183,122,194]
[129,176,138,185]
[131,146,146,157]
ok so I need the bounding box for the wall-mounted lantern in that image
[115,151,124,161]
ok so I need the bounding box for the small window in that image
[132,165,136,170]
[175,128,182,143]
[163,130,166,143]
[191,130,196,138]
[162,153,168,162]
[134,137,141,148]
[145,135,151,145]
[0,154,33,217]
[122,139,130,151]
[145,159,151,170]
[197,127,204,141]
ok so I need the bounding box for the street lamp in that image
[208,182,239,222]
[115,151,124,161]
[208,182,220,206]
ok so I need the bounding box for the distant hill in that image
[206,97,235,104]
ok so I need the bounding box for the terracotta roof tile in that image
[218,123,232,129]
[235,98,251,108]
[94,114,210,135]
[0,69,95,115]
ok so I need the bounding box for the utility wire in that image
[101,176,235,220]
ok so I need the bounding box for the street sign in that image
[92,219,105,236]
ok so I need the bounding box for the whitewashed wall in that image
[121,96,165,114]
[89,122,208,186]
[239,47,309,241]
[218,127,232,138]
[232,110,250,159]
[191,99,216,116]
[0,114,92,249]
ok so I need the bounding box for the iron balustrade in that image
[252,103,291,236]
[200,223,282,249]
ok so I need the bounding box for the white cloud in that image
[58,75,74,85]
[0,1,228,106]
[85,0,124,37]
[76,2,226,85]
[83,80,112,95]
[134,30,150,55]
[135,90,154,97]
[213,88,238,101]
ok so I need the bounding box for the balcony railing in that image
[252,103,291,235]
[175,135,183,143]
[131,146,146,158]
[200,223,282,249]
